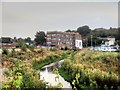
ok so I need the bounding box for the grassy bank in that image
[58,50,78,81]
[59,49,120,89]
[1,48,72,89]
[33,51,70,70]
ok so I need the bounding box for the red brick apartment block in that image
[46,31,83,49]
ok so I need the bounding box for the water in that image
[40,61,72,89]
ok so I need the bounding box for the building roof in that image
[47,31,80,35]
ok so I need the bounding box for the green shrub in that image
[64,46,69,50]
[50,48,57,51]
[29,45,34,51]
[2,48,9,55]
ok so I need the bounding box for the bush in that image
[2,48,9,55]
[18,39,27,51]
[64,46,69,50]
[60,50,120,89]
[61,48,64,50]
[50,48,57,51]
[29,45,34,51]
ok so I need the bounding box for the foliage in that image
[2,61,23,89]
[28,45,34,51]
[2,49,56,89]
[1,37,12,43]
[50,48,57,51]
[91,28,118,38]
[2,48,9,55]
[24,37,32,45]
[60,50,120,89]
[64,46,69,50]
[32,50,70,70]
[34,31,46,45]
[77,25,91,37]
[83,35,103,47]
[53,68,63,88]
[17,39,27,51]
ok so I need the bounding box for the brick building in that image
[46,31,82,49]
[0,37,17,48]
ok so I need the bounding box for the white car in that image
[107,46,118,52]
[99,46,119,52]
[100,46,108,52]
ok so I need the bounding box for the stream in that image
[39,60,72,89]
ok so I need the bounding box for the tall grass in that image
[59,50,120,89]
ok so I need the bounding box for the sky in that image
[1,0,119,39]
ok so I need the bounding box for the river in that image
[39,60,72,89]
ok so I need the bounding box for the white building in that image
[104,37,115,46]
[75,40,83,49]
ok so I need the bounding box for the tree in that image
[24,37,32,45]
[116,27,120,45]
[34,31,46,46]
[66,29,76,32]
[77,25,91,37]
[18,39,27,51]
[83,35,103,47]
[66,29,72,32]
[1,37,12,43]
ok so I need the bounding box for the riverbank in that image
[59,49,120,89]
[33,50,72,70]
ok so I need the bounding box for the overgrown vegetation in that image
[59,49,120,89]
[1,47,71,89]
[2,46,120,89]
[2,49,47,89]
[32,49,71,70]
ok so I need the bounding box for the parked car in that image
[89,45,119,52]
[107,46,119,52]
[99,46,119,52]
[99,46,108,52]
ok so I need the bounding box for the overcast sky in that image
[2,1,119,39]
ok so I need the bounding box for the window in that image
[47,34,51,37]
[47,38,51,40]
[60,42,62,44]
[66,42,70,44]
[66,34,69,37]
[52,42,57,45]
[52,34,56,36]
[52,38,56,40]
[47,42,51,45]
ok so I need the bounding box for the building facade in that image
[0,37,17,48]
[104,37,115,46]
[46,31,82,49]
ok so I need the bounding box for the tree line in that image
[2,25,119,48]
[66,25,120,47]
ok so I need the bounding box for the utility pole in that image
[86,38,88,48]
[91,35,93,48]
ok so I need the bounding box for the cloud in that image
[2,2,118,39]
